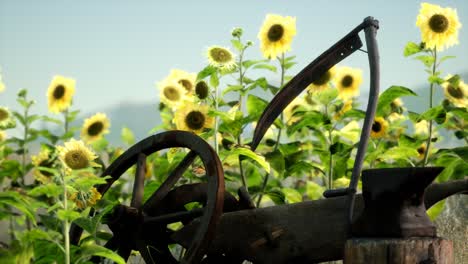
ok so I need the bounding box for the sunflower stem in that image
[256,53,286,207]
[62,171,70,264]
[214,83,219,154]
[422,48,437,167]
[64,109,69,136]
[237,39,248,191]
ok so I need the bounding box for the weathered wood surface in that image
[344,238,453,264]
[172,179,467,263]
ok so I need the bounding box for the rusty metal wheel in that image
[70,130,225,264]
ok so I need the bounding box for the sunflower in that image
[168,69,196,94]
[206,46,236,70]
[174,102,214,134]
[414,120,429,136]
[157,79,186,110]
[335,67,362,100]
[0,80,4,93]
[47,75,75,113]
[81,113,111,143]
[258,14,297,59]
[333,100,353,120]
[307,67,336,92]
[70,187,102,209]
[441,75,468,108]
[0,130,6,142]
[370,117,388,139]
[416,3,461,51]
[284,97,307,125]
[0,106,15,128]
[333,177,350,188]
[32,148,55,184]
[416,144,427,160]
[388,112,406,123]
[57,138,97,170]
[195,81,210,100]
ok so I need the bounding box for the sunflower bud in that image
[195,81,209,99]
[222,138,234,150]
[231,27,243,38]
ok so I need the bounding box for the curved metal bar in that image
[250,20,370,150]
[345,17,380,232]
[131,153,147,208]
[69,130,225,264]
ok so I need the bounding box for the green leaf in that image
[121,126,135,145]
[315,88,338,105]
[450,107,468,121]
[78,244,126,264]
[142,181,160,204]
[283,61,297,70]
[287,111,325,135]
[28,183,62,198]
[306,181,325,200]
[246,94,268,118]
[222,85,243,96]
[341,109,366,120]
[377,146,419,161]
[242,59,265,69]
[414,55,435,67]
[0,192,36,224]
[225,147,270,173]
[197,65,216,81]
[266,189,285,205]
[57,209,81,222]
[403,41,422,57]
[210,71,219,87]
[231,39,243,51]
[281,188,302,203]
[434,153,467,181]
[428,74,444,85]
[420,106,446,124]
[253,63,277,73]
[376,86,417,116]
[427,200,445,221]
[438,55,456,65]
[265,150,285,177]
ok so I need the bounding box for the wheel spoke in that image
[131,153,147,208]
[142,150,197,213]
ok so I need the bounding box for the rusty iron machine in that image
[70,17,468,263]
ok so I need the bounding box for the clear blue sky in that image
[1,0,467,117]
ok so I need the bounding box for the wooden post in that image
[344,237,453,264]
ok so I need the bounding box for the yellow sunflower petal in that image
[370,117,389,139]
[441,75,468,108]
[57,138,97,170]
[307,67,336,93]
[335,66,362,100]
[206,46,236,70]
[47,75,75,113]
[258,14,297,59]
[157,79,186,110]
[174,101,214,134]
[416,3,462,51]
[168,69,197,94]
[81,112,111,143]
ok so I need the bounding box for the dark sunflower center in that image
[429,14,449,33]
[372,121,382,132]
[341,75,354,88]
[267,24,284,42]
[53,85,66,99]
[195,81,209,99]
[163,86,181,101]
[0,109,8,121]
[417,146,425,155]
[210,48,232,63]
[179,79,193,92]
[447,85,464,99]
[313,71,331,86]
[185,111,205,130]
[87,122,104,136]
[64,150,89,170]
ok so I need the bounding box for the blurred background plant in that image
[0,2,466,263]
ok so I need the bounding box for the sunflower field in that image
[0,2,467,263]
